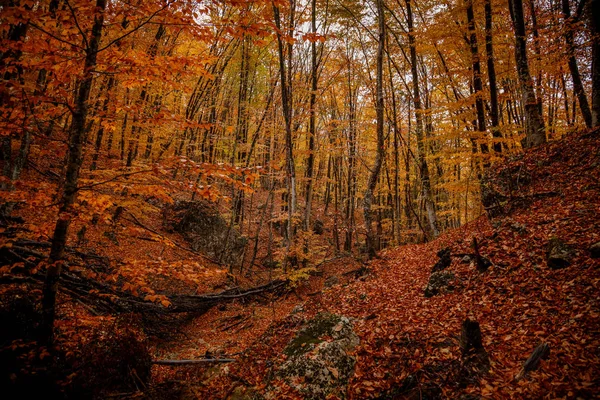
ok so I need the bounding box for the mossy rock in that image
[424,271,455,297]
[278,313,359,399]
[283,313,349,357]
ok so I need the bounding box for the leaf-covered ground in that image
[179,131,600,399]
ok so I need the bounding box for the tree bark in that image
[41,0,107,347]
[508,0,546,148]
[588,0,600,126]
[562,0,592,128]
[466,0,488,154]
[484,0,503,152]
[273,3,297,249]
[304,0,318,231]
[363,0,386,259]
[407,0,439,238]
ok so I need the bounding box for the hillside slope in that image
[191,131,600,399]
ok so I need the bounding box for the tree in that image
[590,0,600,127]
[562,0,592,128]
[273,1,298,250]
[41,0,108,346]
[508,0,546,147]
[484,0,502,152]
[406,0,439,238]
[363,0,386,258]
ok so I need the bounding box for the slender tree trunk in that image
[91,76,115,170]
[484,0,503,152]
[363,0,386,259]
[509,0,546,147]
[304,0,318,231]
[466,0,488,154]
[407,0,439,238]
[562,0,592,128]
[41,0,107,347]
[273,3,297,248]
[591,0,600,126]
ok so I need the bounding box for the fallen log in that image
[152,359,235,365]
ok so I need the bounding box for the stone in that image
[313,219,324,235]
[589,242,600,258]
[324,275,340,288]
[163,200,247,266]
[547,238,575,269]
[277,313,359,399]
[431,248,451,273]
[510,222,528,234]
[461,255,472,264]
[424,271,455,298]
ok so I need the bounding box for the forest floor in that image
[1,130,599,400]
[150,130,600,399]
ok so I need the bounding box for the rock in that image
[589,242,600,258]
[313,219,324,235]
[547,238,575,269]
[510,222,528,234]
[424,271,455,298]
[163,200,247,266]
[324,275,340,288]
[277,313,359,399]
[431,248,451,273]
[461,255,472,264]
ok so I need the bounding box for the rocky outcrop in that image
[163,200,246,266]
[546,238,575,269]
[276,313,359,399]
[431,248,451,273]
[424,271,455,298]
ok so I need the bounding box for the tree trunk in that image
[407,0,439,238]
[41,0,107,347]
[466,0,488,154]
[304,0,318,231]
[509,0,546,148]
[363,0,386,259]
[273,3,297,249]
[591,0,600,126]
[484,0,503,152]
[562,0,593,128]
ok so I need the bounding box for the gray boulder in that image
[277,313,359,399]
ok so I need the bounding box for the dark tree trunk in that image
[41,0,107,347]
[484,0,503,152]
[509,0,546,147]
[563,0,593,128]
[466,0,488,154]
[588,0,600,126]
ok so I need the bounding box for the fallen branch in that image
[515,343,550,381]
[152,358,235,365]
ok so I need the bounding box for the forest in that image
[1,0,599,398]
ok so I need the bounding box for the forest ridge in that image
[1,0,600,398]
